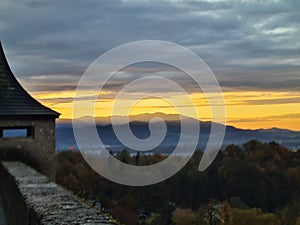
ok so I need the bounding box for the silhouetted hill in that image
[56,114,300,151]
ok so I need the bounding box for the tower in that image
[0,42,60,179]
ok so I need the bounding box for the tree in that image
[117,150,131,164]
[296,217,300,225]
[231,208,280,225]
[171,208,198,225]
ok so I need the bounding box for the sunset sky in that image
[0,0,299,130]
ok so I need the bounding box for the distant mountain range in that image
[56,113,300,152]
[58,113,189,126]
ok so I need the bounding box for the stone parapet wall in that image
[0,161,111,225]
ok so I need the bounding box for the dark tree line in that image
[56,140,300,225]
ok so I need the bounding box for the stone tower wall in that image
[0,117,56,179]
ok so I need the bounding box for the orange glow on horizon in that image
[32,90,300,131]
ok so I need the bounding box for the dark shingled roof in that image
[0,42,60,117]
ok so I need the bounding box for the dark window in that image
[0,127,34,138]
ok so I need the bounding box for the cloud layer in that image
[0,0,299,94]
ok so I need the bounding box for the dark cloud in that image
[0,0,299,93]
[227,113,300,124]
[217,68,300,92]
[243,97,300,105]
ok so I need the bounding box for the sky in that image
[0,0,299,130]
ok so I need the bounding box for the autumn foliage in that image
[56,140,300,225]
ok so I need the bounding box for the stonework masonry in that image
[0,42,60,179]
[0,161,111,225]
[0,42,113,224]
[0,117,56,179]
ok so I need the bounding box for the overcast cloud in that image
[0,0,299,93]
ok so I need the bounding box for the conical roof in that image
[0,42,60,117]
